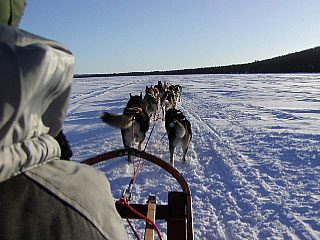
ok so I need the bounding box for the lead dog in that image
[100,93,150,161]
[165,108,192,166]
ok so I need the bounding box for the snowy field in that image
[64,74,320,240]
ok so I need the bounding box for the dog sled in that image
[82,147,194,240]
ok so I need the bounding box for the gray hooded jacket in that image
[0,23,128,240]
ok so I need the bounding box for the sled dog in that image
[143,86,159,120]
[165,108,192,166]
[169,84,183,102]
[161,90,176,119]
[100,93,150,161]
[154,81,165,95]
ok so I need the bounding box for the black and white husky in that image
[100,93,150,161]
[165,108,192,166]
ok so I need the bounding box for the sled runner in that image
[82,148,194,240]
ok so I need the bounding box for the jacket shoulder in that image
[25,160,128,240]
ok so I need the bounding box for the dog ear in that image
[129,93,132,98]
[140,92,142,98]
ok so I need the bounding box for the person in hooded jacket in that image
[0,1,129,239]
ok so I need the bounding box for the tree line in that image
[74,46,320,78]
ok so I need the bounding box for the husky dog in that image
[161,90,176,119]
[165,108,192,166]
[145,85,155,97]
[143,86,159,120]
[163,81,170,92]
[100,93,150,161]
[153,86,160,101]
[169,84,183,102]
[154,81,165,95]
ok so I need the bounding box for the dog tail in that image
[100,112,133,129]
[169,120,186,138]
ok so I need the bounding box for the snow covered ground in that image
[64,74,320,240]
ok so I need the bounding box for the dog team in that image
[100,81,192,166]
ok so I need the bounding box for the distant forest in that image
[74,46,320,78]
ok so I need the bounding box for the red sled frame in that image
[82,148,194,240]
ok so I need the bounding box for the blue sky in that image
[20,0,320,74]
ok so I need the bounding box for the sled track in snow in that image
[181,92,317,239]
[68,79,144,114]
[181,98,261,238]
[65,75,320,240]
